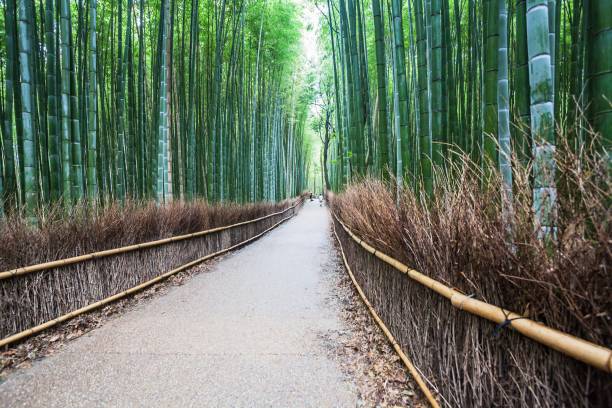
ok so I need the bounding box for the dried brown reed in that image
[0,198,301,341]
[331,143,610,407]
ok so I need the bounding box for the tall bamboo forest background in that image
[316,0,610,235]
[0,1,610,403]
[0,0,313,220]
[1,0,611,225]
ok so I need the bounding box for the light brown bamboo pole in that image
[0,212,297,348]
[333,213,612,374]
[0,200,302,280]
[332,218,441,408]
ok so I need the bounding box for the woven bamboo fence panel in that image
[1,202,302,340]
[332,216,611,408]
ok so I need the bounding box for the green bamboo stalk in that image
[466,0,477,161]
[338,3,350,184]
[124,0,135,197]
[430,0,444,171]
[164,0,174,203]
[2,0,18,211]
[391,0,409,183]
[68,8,84,200]
[388,0,402,198]
[527,0,557,239]
[548,0,556,103]
[156,0,168,204]
[441,0,451,161]
[17,0,39,220]
[346,0,364,175]
[137,0,146,198]
[453,0,465,146]
[497,0,513,224]
[515,0,531,164]
[251,8,265,201]
[588,0,612,155]
[327,0,344,189]
[372,0,389,178]
[45,0,61,201]
[416,0,433,195]
[406,0,420,185]
[186,0,199,200]
[87,0,97,200]
[356,0,373,173]
[59,0,72,203]
[483,0,499,169]
[30,0,49,205]
[115,0,126,201]
[567,0,584,150]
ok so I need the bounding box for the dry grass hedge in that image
[331,148,610,407]
[0,198,301,340]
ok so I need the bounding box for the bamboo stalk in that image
[0,200,301,280]
[332,215,440,408]
[333,213,612,373]
[0,210,298,348]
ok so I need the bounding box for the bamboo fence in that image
[333,213,612,373]
[0,199,303,346]
[332,219,441,408]
[0,203,301,280]
[332,211,612,406]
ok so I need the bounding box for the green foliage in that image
[0,0,312,216]
[319,0,607,237]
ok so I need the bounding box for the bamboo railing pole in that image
[0,200,301,280]
[0,213,297,348]
[332,219,441,408]
[450,293,612,373]
[333,213,612,373]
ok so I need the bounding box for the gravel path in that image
[0,200,361,407]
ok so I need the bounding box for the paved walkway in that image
[0,201,358,407]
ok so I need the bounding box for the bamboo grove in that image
[0,0,312,219]
[318,0,610,234]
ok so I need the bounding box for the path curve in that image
[0,201,358,407]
